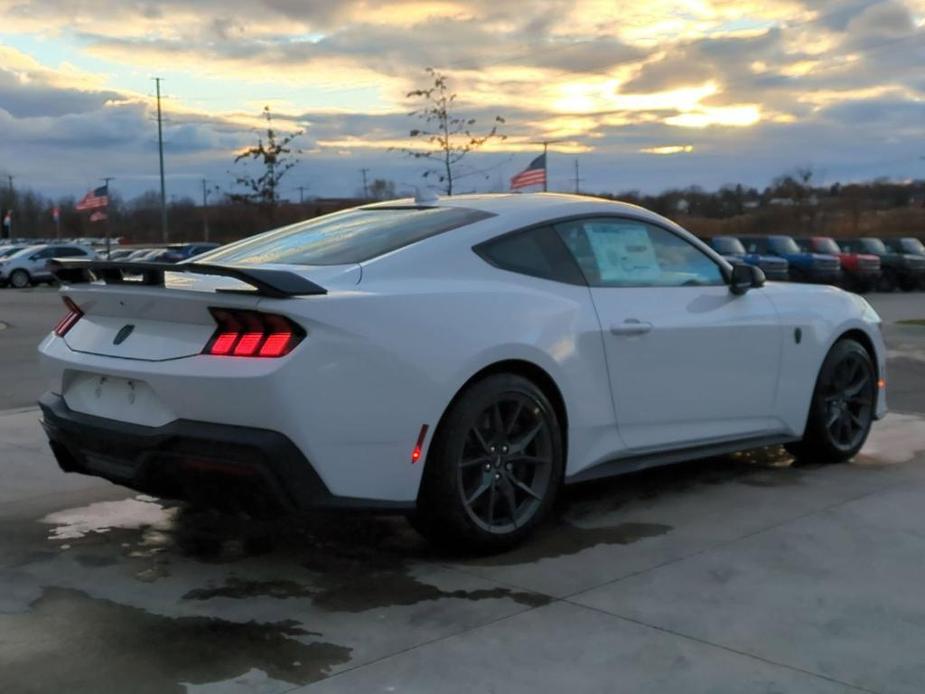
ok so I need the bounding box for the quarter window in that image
[475,226,585,285]
[555,218,724,288]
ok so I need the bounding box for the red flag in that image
[89,210,108,223]
[52,206,60,221]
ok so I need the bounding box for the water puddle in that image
[0,587,352,693]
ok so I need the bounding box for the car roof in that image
[363,192,671,227]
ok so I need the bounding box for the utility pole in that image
[296,185,308,204]
[573,159,583,194]
[101,177,114,258]
[154,77,168,243]
[360,168,370,198]
[201,178,210,241]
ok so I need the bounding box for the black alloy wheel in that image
[412,373,563,551]
[786,339,876,463]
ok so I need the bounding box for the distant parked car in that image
[739,235,841,284]
[883,238,925,258]
[839,238,925,292]
[798,236,880,293]
[706,236,789,281]
[150,242,220,263]
[126,248,161,261]
[105,248,135,261]
[0,243,96,288]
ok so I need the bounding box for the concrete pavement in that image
[1,289,924,693]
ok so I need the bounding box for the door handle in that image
[610,319,653,336]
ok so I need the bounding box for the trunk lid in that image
[59,263,358,361]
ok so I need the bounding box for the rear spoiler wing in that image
[48,259,327,299]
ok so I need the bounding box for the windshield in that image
[7,246,42,259]
[814,238,841,255]
[711,237,746,255]
[200,206,494,267]
[901,238,925,254]
[0,246,23,258]
[861,238,887,254]
[769,237,801,254]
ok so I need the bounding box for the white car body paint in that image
[37,194,887,504]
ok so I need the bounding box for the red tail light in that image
[54,297,83,337]
[204,308,304,358]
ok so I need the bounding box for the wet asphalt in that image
[1,288,924,693]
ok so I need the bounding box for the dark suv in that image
[839,237,925,292]
[739,235,841,284]
[706,236,789,280]
[798,236,880,293]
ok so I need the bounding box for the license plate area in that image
[63,372,176,427]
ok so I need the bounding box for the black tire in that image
[877,270,897,293]
[412,373,564,552]
[9,269,30,289]
[786,339,876,464]
[899,276,918,292]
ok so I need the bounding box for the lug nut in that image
[494,473,501,480]
[505,462,512,471]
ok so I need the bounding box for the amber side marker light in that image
[878,379,886,389]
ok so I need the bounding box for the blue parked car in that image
[738,235,841,284]
[707,236,789,281]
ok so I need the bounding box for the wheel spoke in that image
[826,407,841,429]
[460,455,492,468]
[466,478,492,506]
[508,454,549,466]
[507,473,542,501]
[500,478,518,528]
[845,375,870,398]
[505,401,524,435]
[487,483,496,525]
[510,421,544,455]
[491,403,505,438]
[470,427,491,454]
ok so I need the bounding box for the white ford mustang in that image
[38,193,887,551]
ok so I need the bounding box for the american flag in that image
[510,153,546,190]
[89,210,108,223]
[76,185,109,211]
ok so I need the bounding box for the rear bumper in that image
[39,392,414,514]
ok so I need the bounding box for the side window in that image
[55,247,85,257]
[475,226,585,285]
[555,218,725,288]
[741,238,764,254]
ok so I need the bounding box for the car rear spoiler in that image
[48,259,327,299]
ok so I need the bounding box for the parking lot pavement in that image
[1,289,925,693]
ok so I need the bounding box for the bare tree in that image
[397,68,505,195]
[229,106,303,209]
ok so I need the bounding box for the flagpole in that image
[543,143,548,192]
[101,177,114,259]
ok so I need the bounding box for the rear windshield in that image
[199,207,494,266]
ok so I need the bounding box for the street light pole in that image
[201,178,210,241]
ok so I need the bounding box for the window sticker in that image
[585,223,660,283]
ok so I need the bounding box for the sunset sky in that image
[0,0,923,201]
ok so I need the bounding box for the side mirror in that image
[28,254,40,261]
[730,263,765,295]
